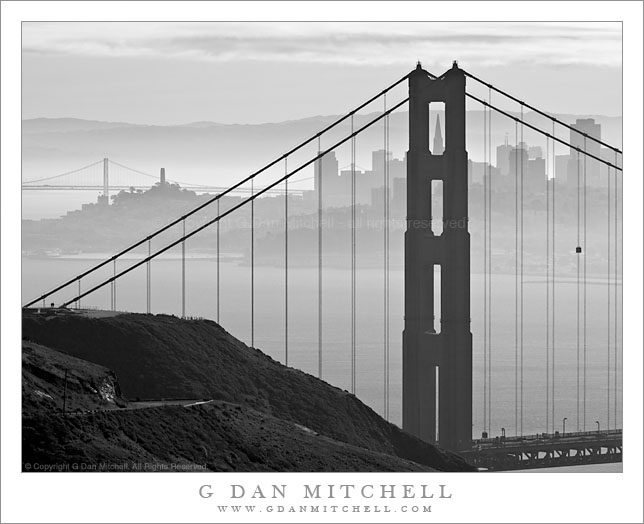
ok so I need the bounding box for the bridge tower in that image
[403,62,472,451]
[102,157,109,204]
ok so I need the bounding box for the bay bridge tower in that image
[403,62,472,451]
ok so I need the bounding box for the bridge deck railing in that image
[472,428,622,446]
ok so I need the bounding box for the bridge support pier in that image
[403,62,472,452]
[102,157,109,205]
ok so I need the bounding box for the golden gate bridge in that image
[22,62,623,470]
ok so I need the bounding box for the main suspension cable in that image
[467,94,621,172]
[462,70,623,154]
[24,73,411,309]
[58,99,409,309]
[22,159,104,184]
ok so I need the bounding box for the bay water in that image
[22,255,623,440]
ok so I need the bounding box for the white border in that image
[2,2,642,523]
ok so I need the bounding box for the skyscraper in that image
[314,151,339,205]
[568,118,601,188]
[554,154,570,185]
[432,114,444,155]
[528,145,543,159]
[496,134,512,176]
[314,151,338,193]
[509,142,529,181]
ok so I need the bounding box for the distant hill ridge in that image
[21,112,622,199]
[23,111,622,132]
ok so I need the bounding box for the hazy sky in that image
[22,22,622,124]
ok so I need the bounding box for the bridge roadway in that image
[21,184,302,195]
[461,429,622,471]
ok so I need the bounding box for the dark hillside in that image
[23,402,435,472]
[22,341,126,415]
[22,310,474,471]
[22,341,433,471]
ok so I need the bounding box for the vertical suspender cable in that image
[285,157,289,366]
[546,132,550,433]
[386,110,391,421]
[318,136,323,379]
[251,178,255,347]
[351,114,357,394]
[483,100,488,435]
[607,161,611,430]
[576,146,581,430]
[520,104,524,436]
[217,199,220,324]
[583,137,587,431]
[488,89,493,432]
[383,96,390,420]
[614,151,619,429]
[111,263,115,310]
[77,279,81,310]
[147,239,151,314]
[182,219,186,318]
[113,260,117,311]
[551,120,556,433]
[514,119,519,436]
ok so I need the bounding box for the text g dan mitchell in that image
[198,483,452,500]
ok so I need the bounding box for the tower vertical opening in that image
[429,103,445,155]
[432,180,444,235]
[434,264,442,333]
[435,365,440,441]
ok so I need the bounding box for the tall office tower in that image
[433,114,445,155]
[496,134,512,176]
[569,118,601,188]
[528,146,543,160]
[314,151,339,205]
[509,142,529,180]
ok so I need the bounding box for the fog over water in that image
[22,254,623,439]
